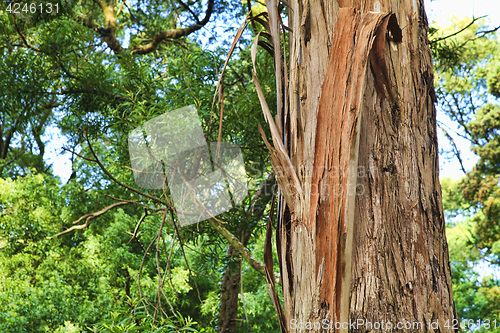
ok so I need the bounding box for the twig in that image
[176,0,201,24]
[48,201,131,238]
[171,209,203,303]
[83,127,172,207]
[138,221,160,318]
[437,123,467,174]
[153,210,175,321]
[62,147,97,163]
[116,0,125,17]
[240,231,249,322]
[430,16,486,45]
[127,208,148,244]
[11,14,41,53]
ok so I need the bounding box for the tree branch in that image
[430,16,486,45]
[83,128,171,207]
[437,122,467,174]
[78,0,124,54]
[477,25,500,36]
[11,14,41,53]
[79,0,214,55]
[208,217,281,285]
[49,201,131,238]
[1,118,21,159]
[177,0,202,24]
[92,0,107,13]
[131,0,214,55]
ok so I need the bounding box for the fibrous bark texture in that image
[256,0,459,332]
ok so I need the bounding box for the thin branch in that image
[240,231,249,322]
[179,46,200,105]
[446,94,474,139]
[55,57,78,80]
[83,128,171,207]
[138,219,161,318]
[0,151,24,169]
[116,0,125,17]
[49,201,131,238]
[1,118,21,159]
[103,193,150,205]
[438,123,467,174]
[430,16,486,45]
[476,25,500,36]
[453,24,500,50]
[176,0,201,24]
[436,118,473,143]
[165,229,178,295]
[11,14,41,53]
[171,209,203,303]
[153,211,176,320]
[127,208,147,244]
[208,217,281,284]
[62,147,97,163]
[210,16,250,126]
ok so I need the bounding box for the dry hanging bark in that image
[254,0,459,332]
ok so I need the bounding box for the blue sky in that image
[426,0,500,27]
[426,0,500,179]
[425,0,500,279]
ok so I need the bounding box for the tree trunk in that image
[218,175,275,332]
[257,0,459,331]
[218,242,246,333]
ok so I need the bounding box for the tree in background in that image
[431,16,500,332]
[0,0,280,331]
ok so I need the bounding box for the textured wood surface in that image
[258,0,459,331]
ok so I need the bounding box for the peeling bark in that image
[259,0,459,332]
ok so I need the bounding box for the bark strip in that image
[310,8,402,325]
[258,0,459,331]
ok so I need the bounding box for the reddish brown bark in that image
[256,0,459,331]
[310,9,404,323]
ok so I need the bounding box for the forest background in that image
[0,0,499,331]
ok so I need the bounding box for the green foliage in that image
[88,306,204,333]
[0,0,280,330]
[440,177,474,224]
[443,187,500,332]
[11,2,500,332]
[0,173,108,331]
[433,17,500,331]
[487,59,500,98]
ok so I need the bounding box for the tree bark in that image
[218,175,276,332]
[218,241,247,333]
[258,0,459,331]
